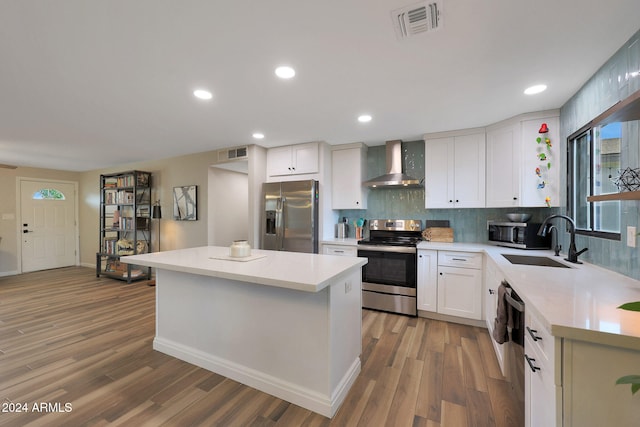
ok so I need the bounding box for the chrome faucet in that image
[537,214,588,263]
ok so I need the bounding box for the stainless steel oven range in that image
[357,219,422,316]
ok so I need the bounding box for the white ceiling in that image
[2,1,640,172]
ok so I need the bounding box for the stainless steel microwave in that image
[487,221,551,249]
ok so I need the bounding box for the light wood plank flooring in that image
[0,267,523,426]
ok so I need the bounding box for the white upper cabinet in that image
[425,130,486,208]
[267,142,319,177]
[486,121,521,207]
[486,111,560,208]
[331,143,367,209]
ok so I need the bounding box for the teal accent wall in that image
[558,28,640,279]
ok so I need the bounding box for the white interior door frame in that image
[16,177,80,274]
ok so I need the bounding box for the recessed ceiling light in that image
[275,66,296,79]
[524,84,547,95]
[358,114,372,123]
[252,132,265,139]
[193,89,213,100]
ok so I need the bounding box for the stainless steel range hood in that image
[364,140,422,188]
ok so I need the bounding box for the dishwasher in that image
[503,282,525,407]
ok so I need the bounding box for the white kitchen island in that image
[122,246,367,418]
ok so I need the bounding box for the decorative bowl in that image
[506,213,532,222]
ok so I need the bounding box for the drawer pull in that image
[334,250,344,253]
[452,258,467,261]
[525,354,541,372]
[527,326,542,342]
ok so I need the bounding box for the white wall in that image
[208,167,249,246]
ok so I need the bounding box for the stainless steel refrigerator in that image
[261,180,319,253]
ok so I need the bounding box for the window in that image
[32,188,66,200]
[568,123,621,239]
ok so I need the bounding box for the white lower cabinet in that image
[417,249,483,321]
[321,243,357,257]
[524,309,559,427]
[417,250,438,312]
[437,265,483,320]
[484,256,505,374]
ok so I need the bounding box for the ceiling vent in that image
[391,1,442,40]
[217,146,248,163]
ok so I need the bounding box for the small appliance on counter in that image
[335,217,349,239]
[488,220,550,249]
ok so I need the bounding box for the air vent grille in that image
[217,146,248,162]
[392,1,442,40]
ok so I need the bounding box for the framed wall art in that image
[173,185,197,221]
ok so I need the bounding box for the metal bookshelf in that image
[96,170,152,283]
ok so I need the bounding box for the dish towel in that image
[492,281,510,344]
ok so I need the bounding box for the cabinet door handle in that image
[439,272,443,276]
[527,326,541,341]
[525,354,541,372]
[488,289,495,295]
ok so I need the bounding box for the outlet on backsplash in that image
[627,226,636,248]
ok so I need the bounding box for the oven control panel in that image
[369,219,422,231]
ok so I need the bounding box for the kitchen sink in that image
[502,254,571,268]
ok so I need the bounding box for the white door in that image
[20,180,77,272]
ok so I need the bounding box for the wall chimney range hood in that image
[364,140,422,188]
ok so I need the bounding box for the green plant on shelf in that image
[616,301,640,394]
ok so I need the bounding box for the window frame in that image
[567,125,621,241]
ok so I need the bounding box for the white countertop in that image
[418,241,640,349]
[320,238,360,246]
[122,246,368,293]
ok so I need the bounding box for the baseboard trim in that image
[0,270,18,277]
[418,310,486,328]
[153,336,360,418]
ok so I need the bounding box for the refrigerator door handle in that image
[276,197,284,250]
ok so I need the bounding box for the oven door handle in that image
[505,292,524,313]
[357,245,416,254]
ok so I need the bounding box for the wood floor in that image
[0,267,523,426]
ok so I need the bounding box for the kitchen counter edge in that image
[122,246,368,293]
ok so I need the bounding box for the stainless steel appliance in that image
[357,219,422,316]
[363,140,422,188]
[503,282,525,412]
[488,221,550,249]
[261,180,319,253]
